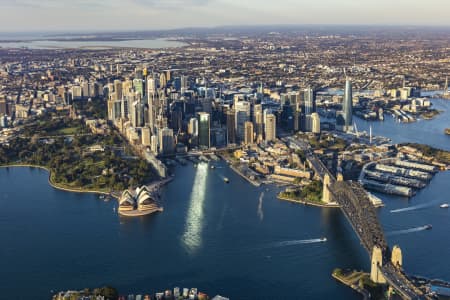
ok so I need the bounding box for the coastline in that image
[331,271,370,300]
[0,164,116,198]
[228,163,262,187]
[277,194,340,208]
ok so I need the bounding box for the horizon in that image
[1,23,450,36]
[1,0,449,32]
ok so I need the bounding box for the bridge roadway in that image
[291,140,430,299]
[285,137,430,298]
[331,181,428,300]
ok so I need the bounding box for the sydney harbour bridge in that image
[289,136,432,300]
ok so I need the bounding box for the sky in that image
[0,0,449,32]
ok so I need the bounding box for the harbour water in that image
[355,98,450,150]
[0,100,449,299]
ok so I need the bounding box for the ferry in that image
[425,224,433,230]
[224,177,230,183]
[440,203,449,208]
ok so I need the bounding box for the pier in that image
[359,158,437,197]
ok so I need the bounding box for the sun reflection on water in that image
[182,162,208,254]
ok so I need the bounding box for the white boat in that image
[320,237,327,242]
[440,203,449,208]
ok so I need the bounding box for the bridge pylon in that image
[322,174,331,204]
[370,245,386,284]
[391,245,403,268]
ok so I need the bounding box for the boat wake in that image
[386,226,430,237]
[257,192,264,221]
[272,238,327,248]
[390,201,436,213]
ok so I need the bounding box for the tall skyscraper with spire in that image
[343,79,353,132]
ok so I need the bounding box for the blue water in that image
[0,99,449,299]
[0,165,365,299]
[355,99,450,150]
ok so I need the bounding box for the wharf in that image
[229,164,261,187]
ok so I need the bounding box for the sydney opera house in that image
[118,186,162,216]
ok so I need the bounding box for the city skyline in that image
[1,0,450,32]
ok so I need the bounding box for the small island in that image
[445,128,450,135]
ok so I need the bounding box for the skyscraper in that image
[264,113,276,142]
[147,78,157,134]
[226,108,236,145]
[311,112,321,134]
[244,121,254,145]
[159,73,167,89]
[197,112,210,149]
[180,75,188,93]
[141,126,152,147]
[188,117,199,147]
[0,98,8,116]
[303,87,315,115]
[253,104,264,143]
[302,87,316,131]
[158,127,174,155]
[235,101,251,143]
[130,100,143,128]
[114,80,123,100]
[133,78,144,97]
[343,79,353,132]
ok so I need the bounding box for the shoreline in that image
[0,164,172,218]
[0,164,116,198]
[229,164,262,187]
[331,272,370,300]
[277,194,340,208]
